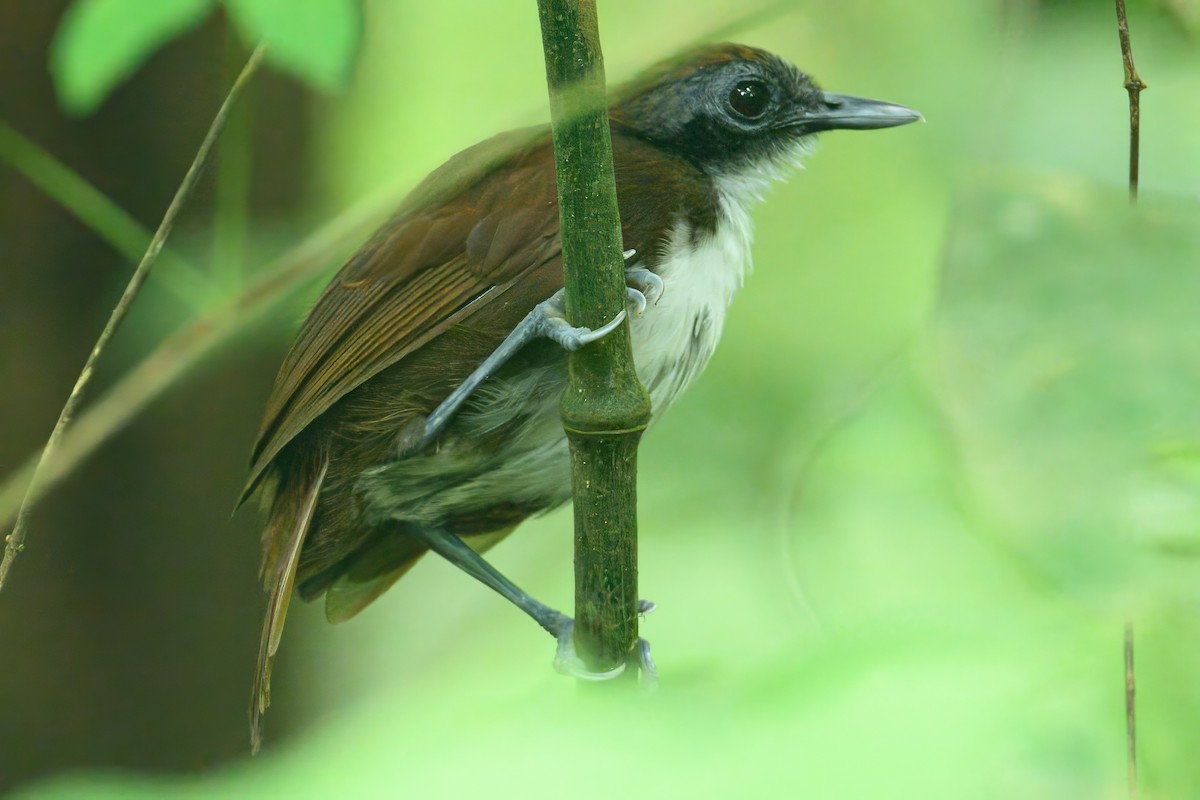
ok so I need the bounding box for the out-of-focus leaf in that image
[780,181,1200,798]
[222,0,361,91]
[932,184,1200,603]
[1158,0,1200,34]
[50,0,215,115]
[9,616,1129,799]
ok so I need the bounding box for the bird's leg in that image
[412,250,650,453]
[407,526,657,684]
[413,288,623,452]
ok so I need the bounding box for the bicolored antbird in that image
[239,43,920,750]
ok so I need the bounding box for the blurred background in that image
[2,0,1199,797]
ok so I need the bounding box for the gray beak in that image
[798,92,923,133]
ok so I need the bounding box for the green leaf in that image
[50,0,215,116]
[932,183,1200,600]
[1157,0,1200,34]
[222,0,361,91]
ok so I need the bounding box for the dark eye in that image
[729,80,770,118]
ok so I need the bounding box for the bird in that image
[240,42,920,750]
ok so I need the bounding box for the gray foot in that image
[533,288,628,352]
[408,526,660,688]
[410,288,626,453]
[410,262,662,454]
[551,601,659,687]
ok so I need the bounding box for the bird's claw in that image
[626,286,648,316]
[535,290,627,351]
[626,267,664,310]
[555,308,628,351]
[554,626,627,681]
[551,609,658,688]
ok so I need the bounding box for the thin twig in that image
[0,45,267,590]
[0,183,401,526]
[1124,619,1137,800]
[1115,0,1146,203]
[1114,4,1143,797]
[0,122,212,306]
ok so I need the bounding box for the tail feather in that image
[250,456,328,754]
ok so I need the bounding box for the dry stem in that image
[0,45,267,589]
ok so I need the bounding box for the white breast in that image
[629,191,755,416]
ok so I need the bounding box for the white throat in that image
[627,138,815,416]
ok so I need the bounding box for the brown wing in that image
[240,128,562,501]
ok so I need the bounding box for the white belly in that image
[629,201,753,416]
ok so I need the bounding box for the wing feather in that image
[241,131,561,501]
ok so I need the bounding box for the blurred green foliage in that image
[51,0,214,115]
[223,0,361,90]
[12,0,1200,798]
[50,0,360,115]
[934,188,1200,601]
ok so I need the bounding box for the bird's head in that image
[611,44,920,181]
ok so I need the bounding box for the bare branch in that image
[1123,618,1132,800]
[1115,0,1147,202]
[0,45,267,589]
[0,183,398,530]
[1114,6,1144,797]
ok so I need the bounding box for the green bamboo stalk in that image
[535,0,652,676]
